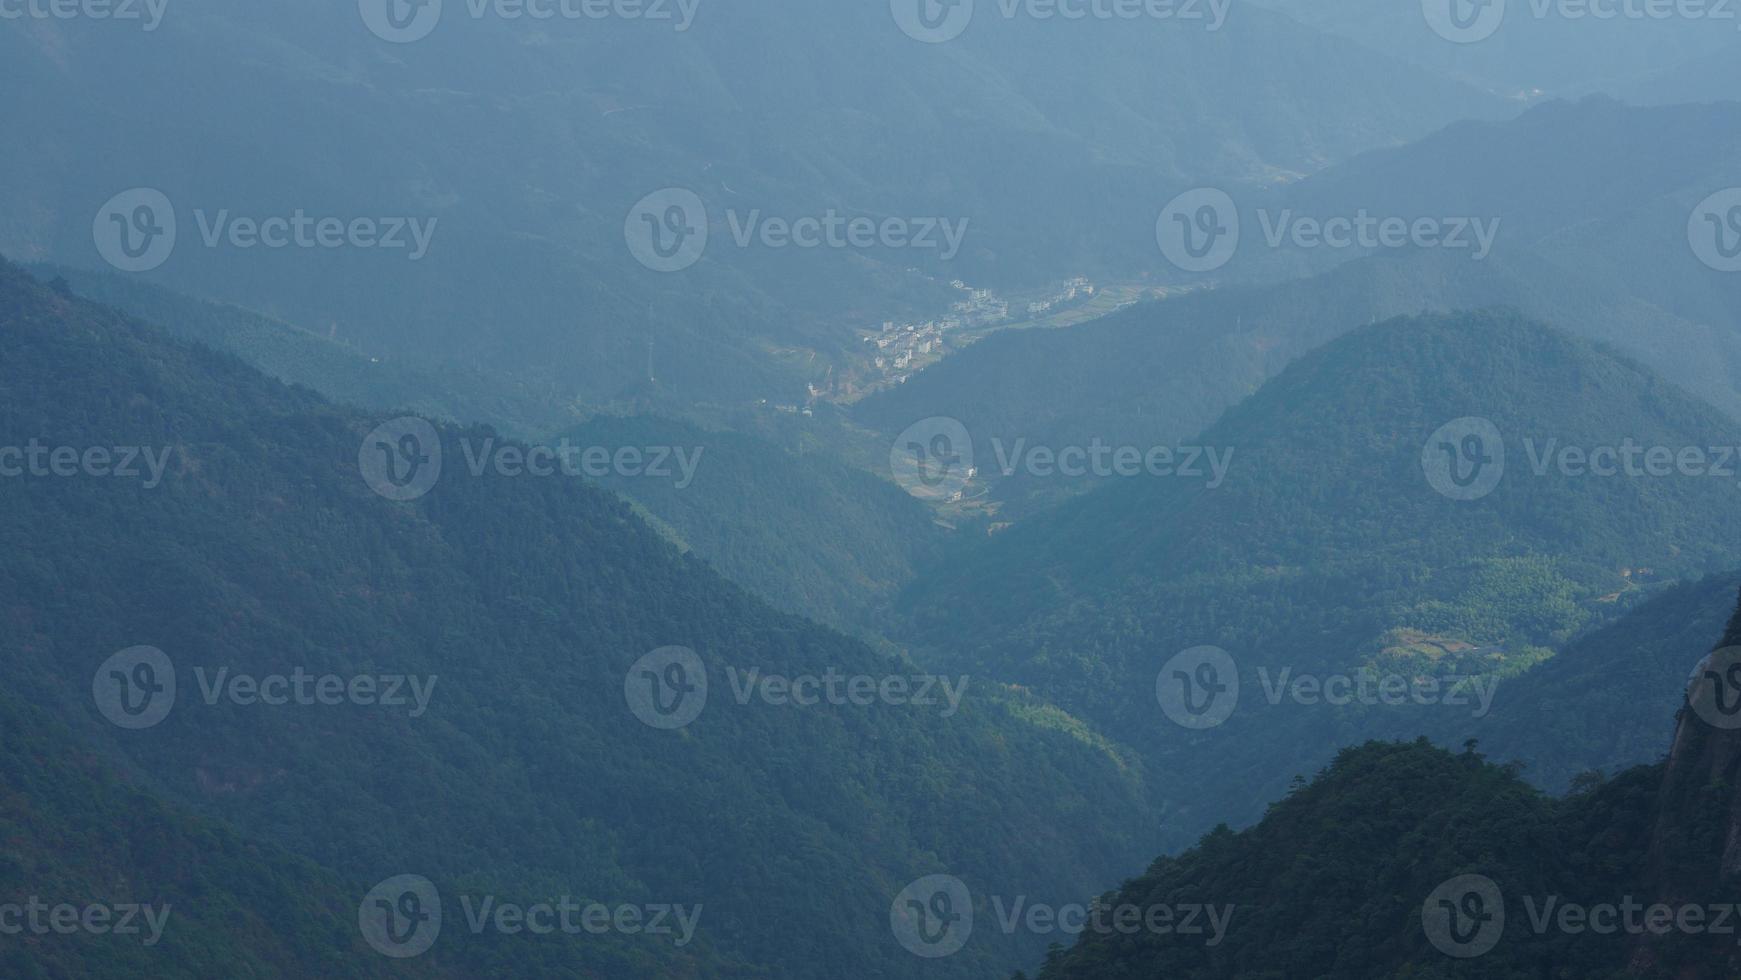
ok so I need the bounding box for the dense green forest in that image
[1430,571,1741,793]
[898,310,1741,854]
[563,414,946,629]
[1026,739,1673,979]
[1029,594,1741,979]
[0,687,423,979]
[0,259,1155,978]
[38,267,952,633]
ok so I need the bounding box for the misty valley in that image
[8,2,1741,978]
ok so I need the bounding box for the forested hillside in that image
[563,414,945,629]
[1031,593,1741,979]
[901,311,1741,852]
[0,688,418,979]
[0,259,1153,978]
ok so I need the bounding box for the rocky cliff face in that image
[1634,590,1741,977]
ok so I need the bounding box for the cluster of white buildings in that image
[841,277,1100,396]
[1025,276,1095,316]
[863,280,1021,384]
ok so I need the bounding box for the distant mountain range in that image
[0,1,1507,408]
[1249,0,1737,98]
[859,97,1741,513]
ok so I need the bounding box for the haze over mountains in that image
[8,3,1741,978]
[1252,0,1741,95]
[2,0,1508,408]
[861,96,1741,511]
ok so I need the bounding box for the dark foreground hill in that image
[1029,592,1741,979]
